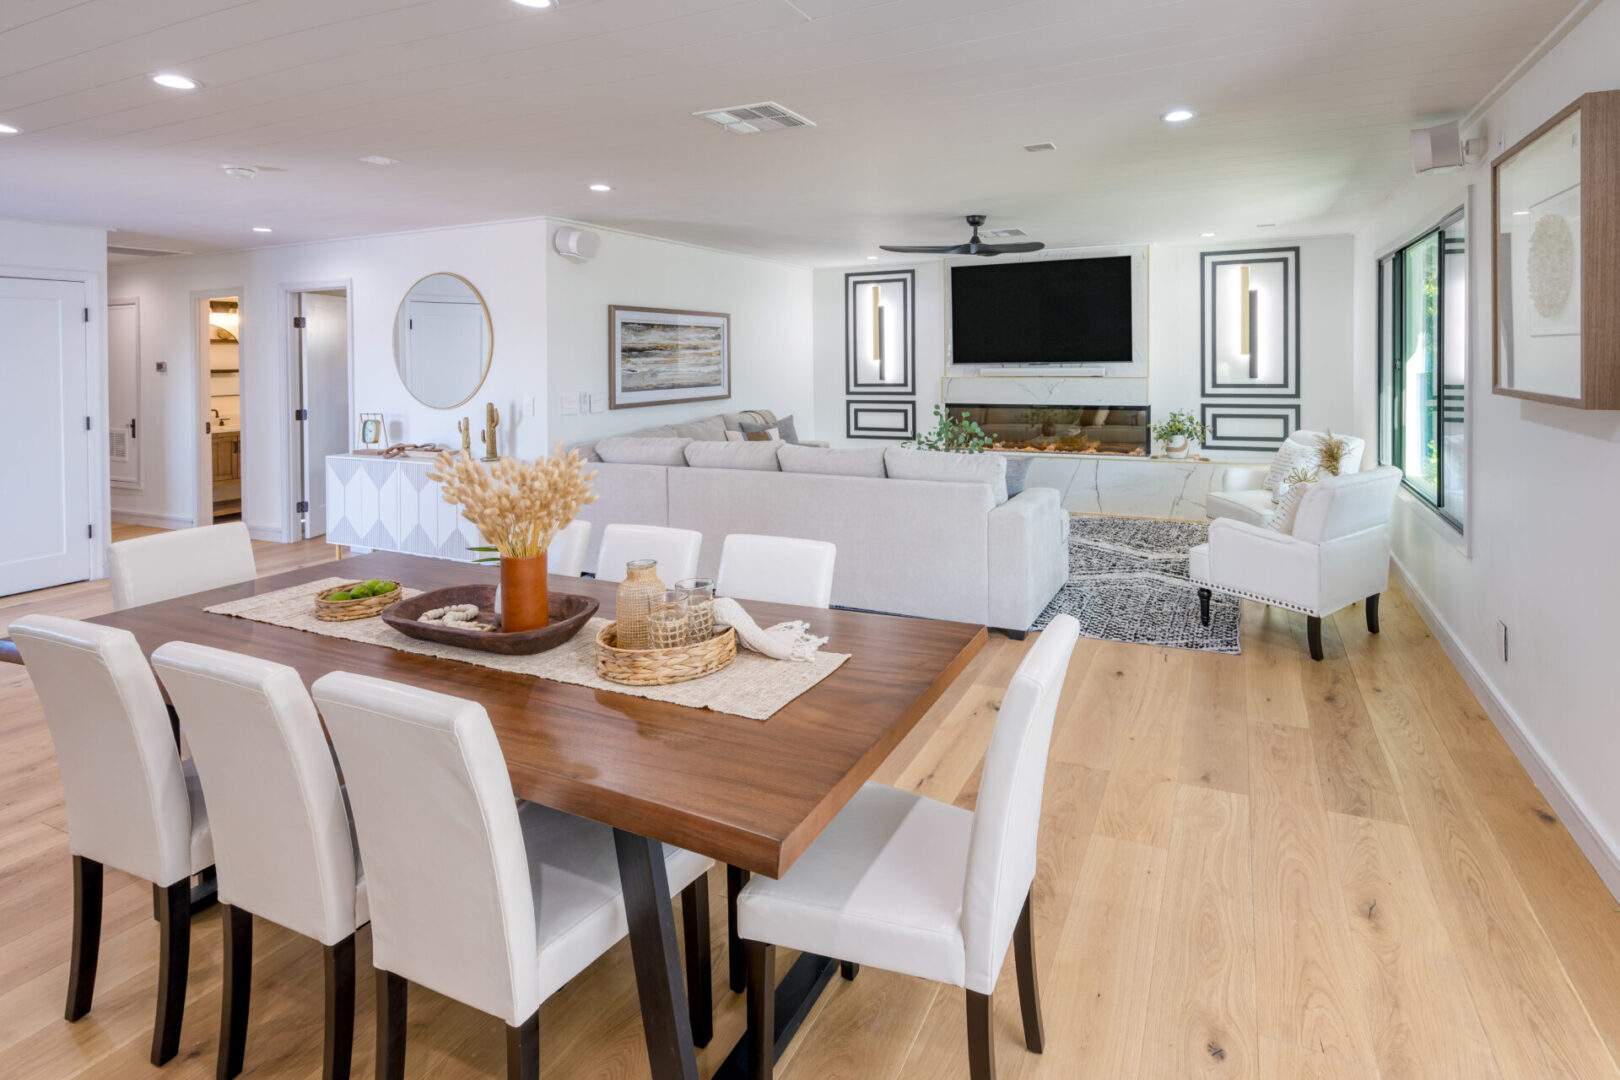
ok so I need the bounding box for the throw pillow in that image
[670,415,729,442]
[1263,442,1307,493]
[1268,468,1319,533]
[777,444,887,478]
[723,430,746,442]
[743,428,779,442]
[593,436,693,466]
[741,414,799,444]
[1001,455,1032,498]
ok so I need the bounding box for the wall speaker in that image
[1411,121,1464,174]
[553,227,600,260]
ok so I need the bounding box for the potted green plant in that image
[908,404,993,453]
[1150,410,1208,459]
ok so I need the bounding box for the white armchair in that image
[1206,430,1365,529]
[1190,466,1401,660]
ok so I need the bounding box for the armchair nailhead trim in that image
[1188,578,1323,618]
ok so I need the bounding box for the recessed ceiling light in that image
[512,0,553,7]
[1161,108,1196,123]
[1200,232,1216,238]
[1257,223,1276,228]
[866,255,879,260]
[252,227,273,233]
[359,155,399,166]
[152,73,199,90]
[1513,209,1530,216]
[588,183,612,192]
[0,123,20,135]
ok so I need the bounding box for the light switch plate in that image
[590,393,606,413]
[560,392,579,416]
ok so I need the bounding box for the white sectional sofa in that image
[572,439,1069,635]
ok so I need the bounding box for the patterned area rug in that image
[1032,516,1241,653]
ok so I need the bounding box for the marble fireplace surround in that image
[1018,454,1256,520]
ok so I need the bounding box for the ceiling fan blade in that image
[878,243,971,254]
[975,242,1046,255]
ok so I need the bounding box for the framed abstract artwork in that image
[608,306,731,409]
[844,270,915,395]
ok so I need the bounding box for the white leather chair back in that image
[594,523,702,584]
[10,615,197,886]
[548,519,592,578]
[151,642,360,945]
[959,614,1079,994]
[109,522,256,610]
[716,534,837,608]
[1285,430,1366,476]
[311,672,541,1027]
[1289,466,1401,545]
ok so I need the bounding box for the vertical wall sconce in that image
[1239,264,1259,379]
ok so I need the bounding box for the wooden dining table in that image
[1,550,986,1080]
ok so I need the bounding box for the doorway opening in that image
[203,296,243,522]
[291,288,351,540]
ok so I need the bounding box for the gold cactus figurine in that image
[479,402,500,461]
[457,416,471,454]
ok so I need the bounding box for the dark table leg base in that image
[712,949,838,1080]
[613,830,699,1080]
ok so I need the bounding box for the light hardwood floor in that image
[3,526,1620,1079]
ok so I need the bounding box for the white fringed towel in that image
[711,597,828,662]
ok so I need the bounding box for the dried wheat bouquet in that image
[427,443,597,560]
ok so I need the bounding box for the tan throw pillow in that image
[723,430,747,442]
[743,428,779,442]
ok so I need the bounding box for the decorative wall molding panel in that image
[844,269,915,395]
[845,398,917,440]
[1199,401,1301,453]
[1200,246,1301,399]
[325,453,481,560]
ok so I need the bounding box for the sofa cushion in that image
[742,414,800,444]
[777,444,887,478]
[684,440,782,471]
[1205,488,1274,528]
[883,448,1008,505]
[670,415,729,442]
[595,436,692,466]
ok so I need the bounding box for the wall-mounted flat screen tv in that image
[950,255,1133,365]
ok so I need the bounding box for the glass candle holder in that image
[614,559,664,650]
[646,590,690,650]
[675,577,715,641]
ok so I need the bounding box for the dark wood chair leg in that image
[505,1009,539,1080]
[66,855,102,1022]
[1366,593,1381,634]
[376,971,407,1080]
[323,934,356,1080]
[680,876,713,1048]
[152,879,192,1066]
[1307,615,1324,661]
[217,905,253,1080]
[1198,587,1212,627]
[1003,628,1028,641]
[839,961,859,981]
[1012,892,1043,1053]
[966,989,996,1080]
[746,941,775,1080]
[727,865,750,993]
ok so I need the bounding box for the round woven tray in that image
[313,581,404,622]
[595,621,737,686]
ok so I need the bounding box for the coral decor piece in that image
[427,444,597,561]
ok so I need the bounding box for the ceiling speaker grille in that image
[693,101,816,134]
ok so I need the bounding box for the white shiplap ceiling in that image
[0,0,1584,266]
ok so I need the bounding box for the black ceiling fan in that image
[879,214,1044,257]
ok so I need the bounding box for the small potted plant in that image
[1150,410,1208,459]
[908,404,993,453]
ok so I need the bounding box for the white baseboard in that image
[246,524,282,543]
[1391,557,1620,903]
[111,510,191,529]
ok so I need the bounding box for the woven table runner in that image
[204,577,849,722]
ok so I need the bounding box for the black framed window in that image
[1377,207,1466,532]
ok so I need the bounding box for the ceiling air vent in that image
[980,227,1027,239]
[1023,141,1057,152]
[693,101,815,135]
[108,244,190,257]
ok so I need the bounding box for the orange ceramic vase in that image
[499,553,549,632]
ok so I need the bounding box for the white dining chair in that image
[150,642,368,1080]
[594,523,702,584]
[8,615,215,1067]
[109,521,257,610]
[309,671,717,1078]
[548,519,592,577]
[716,534,837,609]
[736,614,1080,1080]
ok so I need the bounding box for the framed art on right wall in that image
[1493,89,1620,409]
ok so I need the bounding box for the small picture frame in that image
[358,412,384,449]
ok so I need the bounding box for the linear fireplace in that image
[948,403,1151,456]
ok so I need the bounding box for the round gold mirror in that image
[392,272,493,408]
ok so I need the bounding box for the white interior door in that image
[404,298,485,406]
[108,300,140,486]
[0,277,91,595]
[299,292,349,539]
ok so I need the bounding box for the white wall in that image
[110,220,550,536]
[811,235,1353,450]
[1350,0,1620,893]
[1,218,110,571]
[545,222,814,447]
